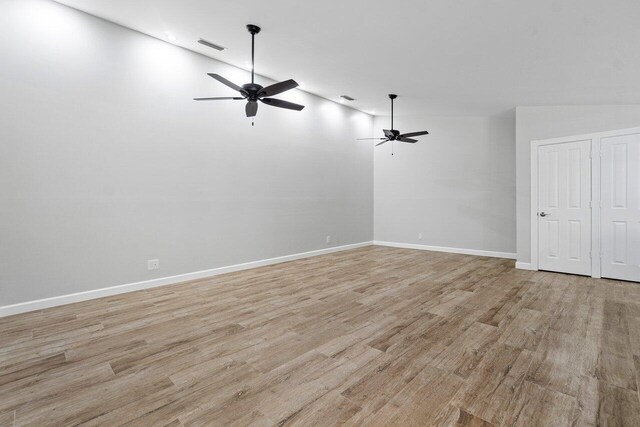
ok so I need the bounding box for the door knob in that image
[539,212,549,217]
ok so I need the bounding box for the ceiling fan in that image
[194,24,304,118]
[358,94,428,146]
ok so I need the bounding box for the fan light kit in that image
[358,94,429,154]
[194,24,304,124]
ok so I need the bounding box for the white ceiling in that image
[54,0,640,117]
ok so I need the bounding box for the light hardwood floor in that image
[1,246,639,426]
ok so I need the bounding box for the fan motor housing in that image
[242,83,263,100]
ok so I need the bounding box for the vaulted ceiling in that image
[55,0,640,116]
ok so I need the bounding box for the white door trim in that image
[591,136,602,278]
[530,126,640,277]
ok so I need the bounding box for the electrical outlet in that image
[147,259,159,270]
[418,233,423,240]
[326,235,331,245]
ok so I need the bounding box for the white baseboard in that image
[373,241,516,260]
[515,262,534,270]
[0,241,373,318]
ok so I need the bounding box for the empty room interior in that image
[2,0,640,425]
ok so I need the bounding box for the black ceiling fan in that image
[358,94,428,146]
[194,24,304,118]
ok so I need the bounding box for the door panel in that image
[601,133,640,282]
[538,140,591,275]
[569,220,582,260]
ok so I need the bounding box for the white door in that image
[537,140,592,276]
[601,132,640,282]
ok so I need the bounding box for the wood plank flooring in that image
[1,246,639,426]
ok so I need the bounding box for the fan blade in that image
[258,79,298,97]
[383,129,394,138]
[246,101,258,117]
[376,139,390,146]
[207,73,244,93]
[399,131,429,138]
[193,97,244,101]
[260,97,305,111]
[357,137,387,140]
[398,137,418,143]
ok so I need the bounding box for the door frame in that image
[530,126,640,277]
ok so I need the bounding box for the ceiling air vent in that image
[197,38,226,51]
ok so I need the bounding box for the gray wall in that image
[374,114,516,254]
[516,105,640,264]
[0,0,374,306]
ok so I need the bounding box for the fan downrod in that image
[388,94,397,130]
